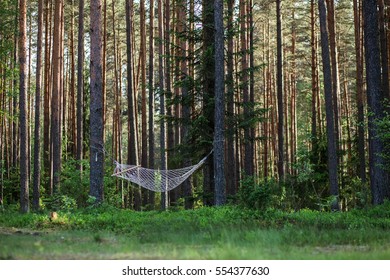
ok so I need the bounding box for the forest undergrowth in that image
[1,204,390,259]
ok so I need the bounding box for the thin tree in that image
[318,0,339,210]
[353,0,365,182]
[33,0,44,211]
[77,0,84,171]
[19,0,29,213]
[125,0,140,209]
[90,0,104,203]
[158,0,167,210]
[226,0,236,196]
[363,0,389,204]
[214,0,225,206]
[148,0,155,207]
[51,0,64,194]
[276,0,284,180]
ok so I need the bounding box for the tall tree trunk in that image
[311,0,318,162]
[158,0,167,210]
[326,0,341,153]
[353,0,366,182]
[51,0,64,194]
[276,0,284,180]
[125,0,140,209]
[202,0,215,206]
[19,0,29,213]
[140,0,148,209]
[318,0,339,211]
[148,0,155,208]
[378,0,389,99]
[363,0,389,204]
[33,0,44,211]
[226,0,236,196]
[214,0,225,206]
[43,0,52,192]
[77,0,84,171]
[240,0,253,177]
[90,0,104,203]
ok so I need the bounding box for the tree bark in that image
[51,0,64,194]
[19,0,29,213]
[33,0,44,211]
[148,0,155,208]
[214,0,226,206]
[276,0,284,180]
[226,0,236,196]
[90,0,104,203]
[353,0,366,182]
[77,0,84,171]
[363,0,390,204]
[318,0,339,211]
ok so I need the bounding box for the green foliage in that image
[238,176,272,210]
[59,159,90,207]
[43,194,77,212]
[375,104,390,172]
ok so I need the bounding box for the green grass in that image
[1,204,390,259]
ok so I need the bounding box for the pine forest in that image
[0,0,390,213]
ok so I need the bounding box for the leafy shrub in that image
[238,175,271,210]
[43,194,77,211]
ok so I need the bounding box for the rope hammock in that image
[112,151,212,192]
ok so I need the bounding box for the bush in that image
[238,176,271,210]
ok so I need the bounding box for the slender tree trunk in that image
[43,0,51,192]
[158,0,167,210]
[311,0,318,162]
[125,0,140,209]
[19,0,29,213]
[326,0,341,152]
[353,0,366,182]
[226,0,236,196]
[240,0,253,177]
[202,0,215,206]
[77,0,84,171]
[33,0,44,211]
[276,0,284,180]
[378,0,389,99]
[51,0,64,194]
[363,0,389,204]
[318,0,339,211]
[148,0,155,208]
[214,0,225,206]
[90,0,104,203]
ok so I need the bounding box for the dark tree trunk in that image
[19,0,29,213]
[90,0,104,203]
[363,0,390,204]
[318,0,339,211]
[378,0,389,99]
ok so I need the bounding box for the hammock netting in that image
[112,153,211,192]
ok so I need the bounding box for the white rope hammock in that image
[112,151,212,192]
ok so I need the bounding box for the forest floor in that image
[1,205,390,259]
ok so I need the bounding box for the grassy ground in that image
[1,205,390,259]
